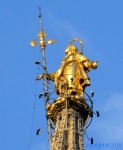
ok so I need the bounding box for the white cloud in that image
[46,12,84,39]
[88,93,123,149]
[85,93,123,150]
[30,141,49,150]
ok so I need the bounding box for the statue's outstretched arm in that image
[36,72,56,81]
[83,60,98,70]
[77,54,98,71]
[78,54,98,70]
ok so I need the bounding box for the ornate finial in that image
[30,9,56,50]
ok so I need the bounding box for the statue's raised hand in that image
[93,61,98,69]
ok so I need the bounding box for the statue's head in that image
[65,45,78,54]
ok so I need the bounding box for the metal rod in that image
[41,47,49,104]
[48,118,51,147]
[65,86,68,130]
[41,47,51,147]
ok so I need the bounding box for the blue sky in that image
[0,0,123,150]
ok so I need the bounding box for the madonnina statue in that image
[36,45,98,98]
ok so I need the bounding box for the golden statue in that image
[36,45,98,98]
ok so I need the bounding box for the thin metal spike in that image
[39,7,42,30]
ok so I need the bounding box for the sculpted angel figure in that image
[36,45,98,98]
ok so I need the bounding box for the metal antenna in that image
[30,9,56,148]
[37,7,49,105]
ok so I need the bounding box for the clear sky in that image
[0,0,123,150]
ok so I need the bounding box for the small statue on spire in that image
[36,40,98,98]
